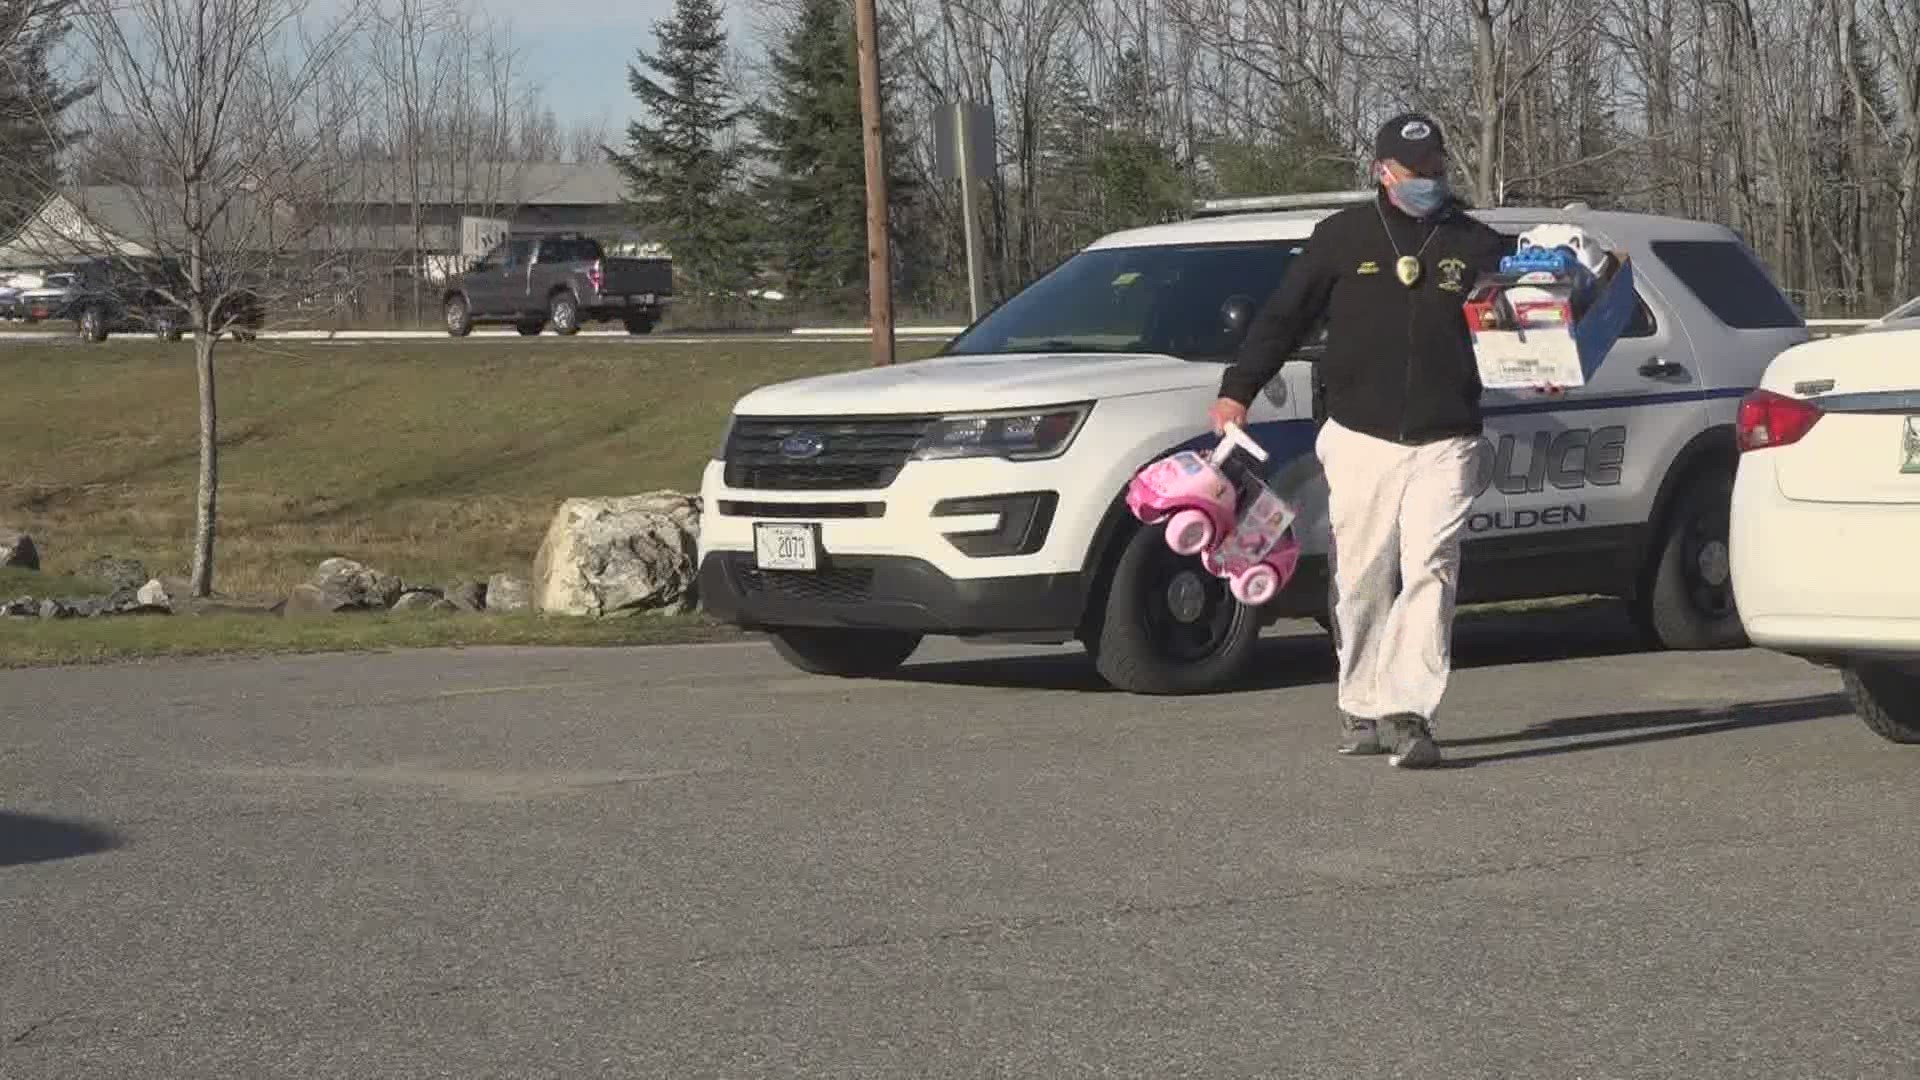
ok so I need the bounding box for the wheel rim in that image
[1681,509,1734,620]
[445,302,464,330]
[555,300,575,329]
[1137,539,1239,662]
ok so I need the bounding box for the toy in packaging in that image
[1124,422,1303,606]
[1462,222,1637,390]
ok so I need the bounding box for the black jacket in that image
[1219,192,1508,445]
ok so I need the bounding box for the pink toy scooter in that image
[1125,422,1303,605]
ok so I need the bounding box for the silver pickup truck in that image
[442,232,674,336]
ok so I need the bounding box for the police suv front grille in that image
[733,562,875,604]
[723,416,936,490]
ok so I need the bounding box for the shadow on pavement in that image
[0,811,123,868]
[1437,693,1852,767]
[894,599,1654,694]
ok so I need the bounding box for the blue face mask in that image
[1388,176,1449,218]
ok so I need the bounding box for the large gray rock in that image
[485,573,532,614]
[530,493,701,617]
[83,556,149,592]
[39,598,77,619]
[391,589,455,613]
[0,530,39,571]
[311,557,403,610]
[282,583,361,617]
[3,596,36,617]
[443,580,486,613]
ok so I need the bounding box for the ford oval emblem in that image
[779,432,825,459]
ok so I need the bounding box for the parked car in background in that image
[1868,294,1920,329]
[66,256,265,343]
[1730,322,1920,744]
[17,271,77,322]
[698,194,1811,692]
[441,232,674,337]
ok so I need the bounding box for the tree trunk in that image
[190,333,218,597]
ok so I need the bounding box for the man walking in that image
[1209,113,1508,768]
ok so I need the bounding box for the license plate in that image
[1904,417,1920,474]
[754,523,819,571]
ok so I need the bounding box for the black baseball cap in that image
[1374,112,1447,175]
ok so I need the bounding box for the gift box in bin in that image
[1462,224,1637,390]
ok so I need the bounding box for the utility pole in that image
[853,0,895,366]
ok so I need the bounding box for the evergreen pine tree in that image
[610,0,753,299]
[0,0,93,231]
[749,0,915,315]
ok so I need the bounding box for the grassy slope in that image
[0,337,938,602]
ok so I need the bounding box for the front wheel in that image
[1844,663,1920,744]
[78,306,107,342]
[1087,522,1262,694]
[1633,468,1747,651]
[444,295,473,337]
[770,627,921,677]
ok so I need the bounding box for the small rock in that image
[443,580,486,613]
[485,573,532,613]
[391,590,455,613]
[83,556,149,592]
[38,598,77,619]
[136,577,180,612]
[312,557,403,610]
[0,530,39,571]
[282,582,363,617]
[98,587,143,615]
[3,595,36,617]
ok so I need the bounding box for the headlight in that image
[911,404,1092,462]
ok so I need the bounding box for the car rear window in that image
[539,237,602,263]
[1650,239,1804,329]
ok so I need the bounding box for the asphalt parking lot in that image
[5,608,1919,1078]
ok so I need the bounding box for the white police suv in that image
[697,192,1811,693]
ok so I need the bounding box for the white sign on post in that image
[461,215,509,257]
[934,101,994,322]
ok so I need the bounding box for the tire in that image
[624,315,656,335]
[1633,467,1747,651]
[444,295,473,337]
[515,319,544,336]
[78,306,107,343]
[1843,663,1920,744]
[549,291,581,336]
[1086,521,1263,694]
[769,627,922,677]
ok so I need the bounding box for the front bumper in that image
[697,551,1085,634]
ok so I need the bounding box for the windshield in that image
[943,240,1309,362]
[1882,295,1920,324]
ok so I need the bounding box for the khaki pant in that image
[1314,417,1486,726]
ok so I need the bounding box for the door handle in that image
[1639,358,1686,379]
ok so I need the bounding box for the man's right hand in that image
[1209,397,1248,434]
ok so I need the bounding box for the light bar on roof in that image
[1189,191,1376,217]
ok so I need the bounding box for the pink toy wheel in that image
[1164,509,1215,555]
[1232,564,1280,606]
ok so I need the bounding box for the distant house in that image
[0,161,639,276]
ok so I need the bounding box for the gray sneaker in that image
[1384,715,1441,769]
[1337,714,1386,756]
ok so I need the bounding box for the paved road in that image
[4,610,1918,1078]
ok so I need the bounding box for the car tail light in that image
[587,260,604,293]
[1736,388,1823,452]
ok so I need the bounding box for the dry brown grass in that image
[1,336,938,601]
